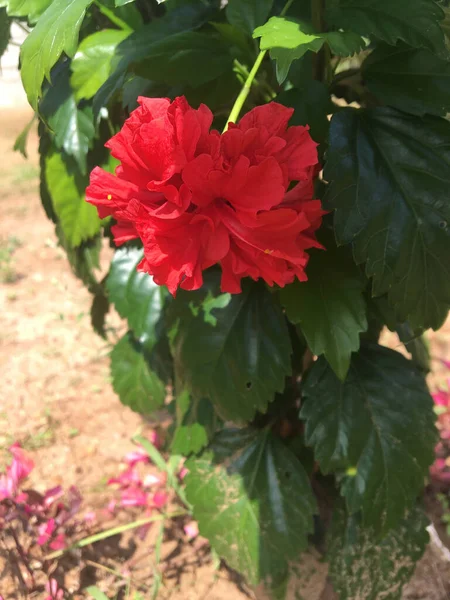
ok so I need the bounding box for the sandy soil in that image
[1,107,450,600]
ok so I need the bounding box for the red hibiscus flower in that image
[86,96,325,294]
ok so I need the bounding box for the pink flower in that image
[178,467,188,481]
[120,486,148,507]
[49,533,66,551]
[45,578,64,600]
[184,521,199,540]
[0,444,34,501]
[108,467,141,488]
[151,490,169,509]
[148,430,161,449]
[123,448,150,467]
[143,473,163,488]
[37,518,56,545]
[83,511,96,524]
[43,486,64,508]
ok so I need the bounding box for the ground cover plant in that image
[2,0,450,597]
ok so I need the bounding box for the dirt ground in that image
[1,107,450,599]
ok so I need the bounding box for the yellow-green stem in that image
[44,509,187,561]
[223,0,295,132]
[93,0,132,32]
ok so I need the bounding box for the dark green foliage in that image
[301,344,436,534]
[10,0,449,596]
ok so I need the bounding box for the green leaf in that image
[41,66,95,175]
[20,0,94,109]
[0,7,9,60]
[115,0,134,5]
[363,43,450,117]
[280,244,367,381]
[71,29,129,101]
[91,290,110,339]
[0,0,52,22]
[14,114,36,159]
[171,393,220,455]
[185,428,316,585]
[329,506,429,600]
[132,31,232,88]
[276,81,332,144]
[326,0,446,55]
[301,344,436,534]
[253,16,365,82]
[56,225,101,291]
[169,280,292,422]
[110,333,165,414]
[94,1,216,113]
[107,247,168,350]
[226,0,273,36]
[324,107,450,330]
[45,151,101,247]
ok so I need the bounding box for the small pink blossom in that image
[147,430,161,449]
[43,486,64,508]
[45,578,64,600]
[83,511,96,524]
[123,448,150,467]
[0,444,34,501]
[143,473,163,488]
[184,521,199,540]
[49,533,66,551]
[108,467,141,488]
[151,490,169,509]
[37,518,56,545]
[179,467,188,480]
[120,486,148,507]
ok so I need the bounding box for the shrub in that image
[2,0,450,597]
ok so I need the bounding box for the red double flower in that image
[86,96,325,294]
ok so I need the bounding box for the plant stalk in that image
[93,0,133,32]
[223,0,295,131]
[44,509,187,561]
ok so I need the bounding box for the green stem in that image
[44,509,187,561]
[223,0,295,132]
[93,0,133,32]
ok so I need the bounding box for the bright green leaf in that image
[107,247,168,350]
[329,506,429,599]
[226,0,273,36]
[324,107,450,330]
[86,586,110,600]
[13,114,36,159]
[280,244,367,381]
[171,394,220,455]
[110,333,165,414]
[45,151,100,247]
[71,29,129,101]
[169,280,292,422]
[0,0,52,22]
[115,0,134,5]
[363,42,450,117]
[185,428,316,585]
[253,17,365,82]
[326,0,446,55]
[301,344,436,534]
[20,0,94,109]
